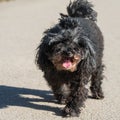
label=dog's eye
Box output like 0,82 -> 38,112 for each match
54,48 -> 61,53
73,48 -> 78,51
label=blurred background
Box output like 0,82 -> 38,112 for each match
0,0 -> 120,120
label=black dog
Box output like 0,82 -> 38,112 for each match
36,0 -> 104,117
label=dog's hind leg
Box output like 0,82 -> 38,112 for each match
90,65 -> 104,99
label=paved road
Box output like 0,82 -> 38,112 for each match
0,0 -> 120,120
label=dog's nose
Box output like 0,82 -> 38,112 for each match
63,50 -> 72,57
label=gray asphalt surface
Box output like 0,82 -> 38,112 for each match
0,0 -> 120,120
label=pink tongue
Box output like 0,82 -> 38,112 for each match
62,60 -> 72,69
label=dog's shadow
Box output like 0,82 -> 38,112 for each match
0,85 -> 62,116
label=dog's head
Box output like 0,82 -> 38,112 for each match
36,17 -> 96,72
36,24 -> 96,72
48,39 -> 82,72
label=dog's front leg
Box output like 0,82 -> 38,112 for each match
62,82 -> 88,117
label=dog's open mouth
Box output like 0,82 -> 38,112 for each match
51,55 -> 81,72
61,56 -> 81,70
62,59 -> 73,69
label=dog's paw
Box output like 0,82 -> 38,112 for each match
92,92 -> 104,99
62,105 -> 80,117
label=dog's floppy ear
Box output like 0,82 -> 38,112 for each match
77,36 -> 96,72
36,31 -> 62,71
35,38 -> 52,71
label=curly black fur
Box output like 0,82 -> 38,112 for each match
36,0 -> 104,117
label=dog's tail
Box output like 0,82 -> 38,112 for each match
67,0 -> 97,21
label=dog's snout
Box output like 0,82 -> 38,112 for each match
63,49 -> 72,57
